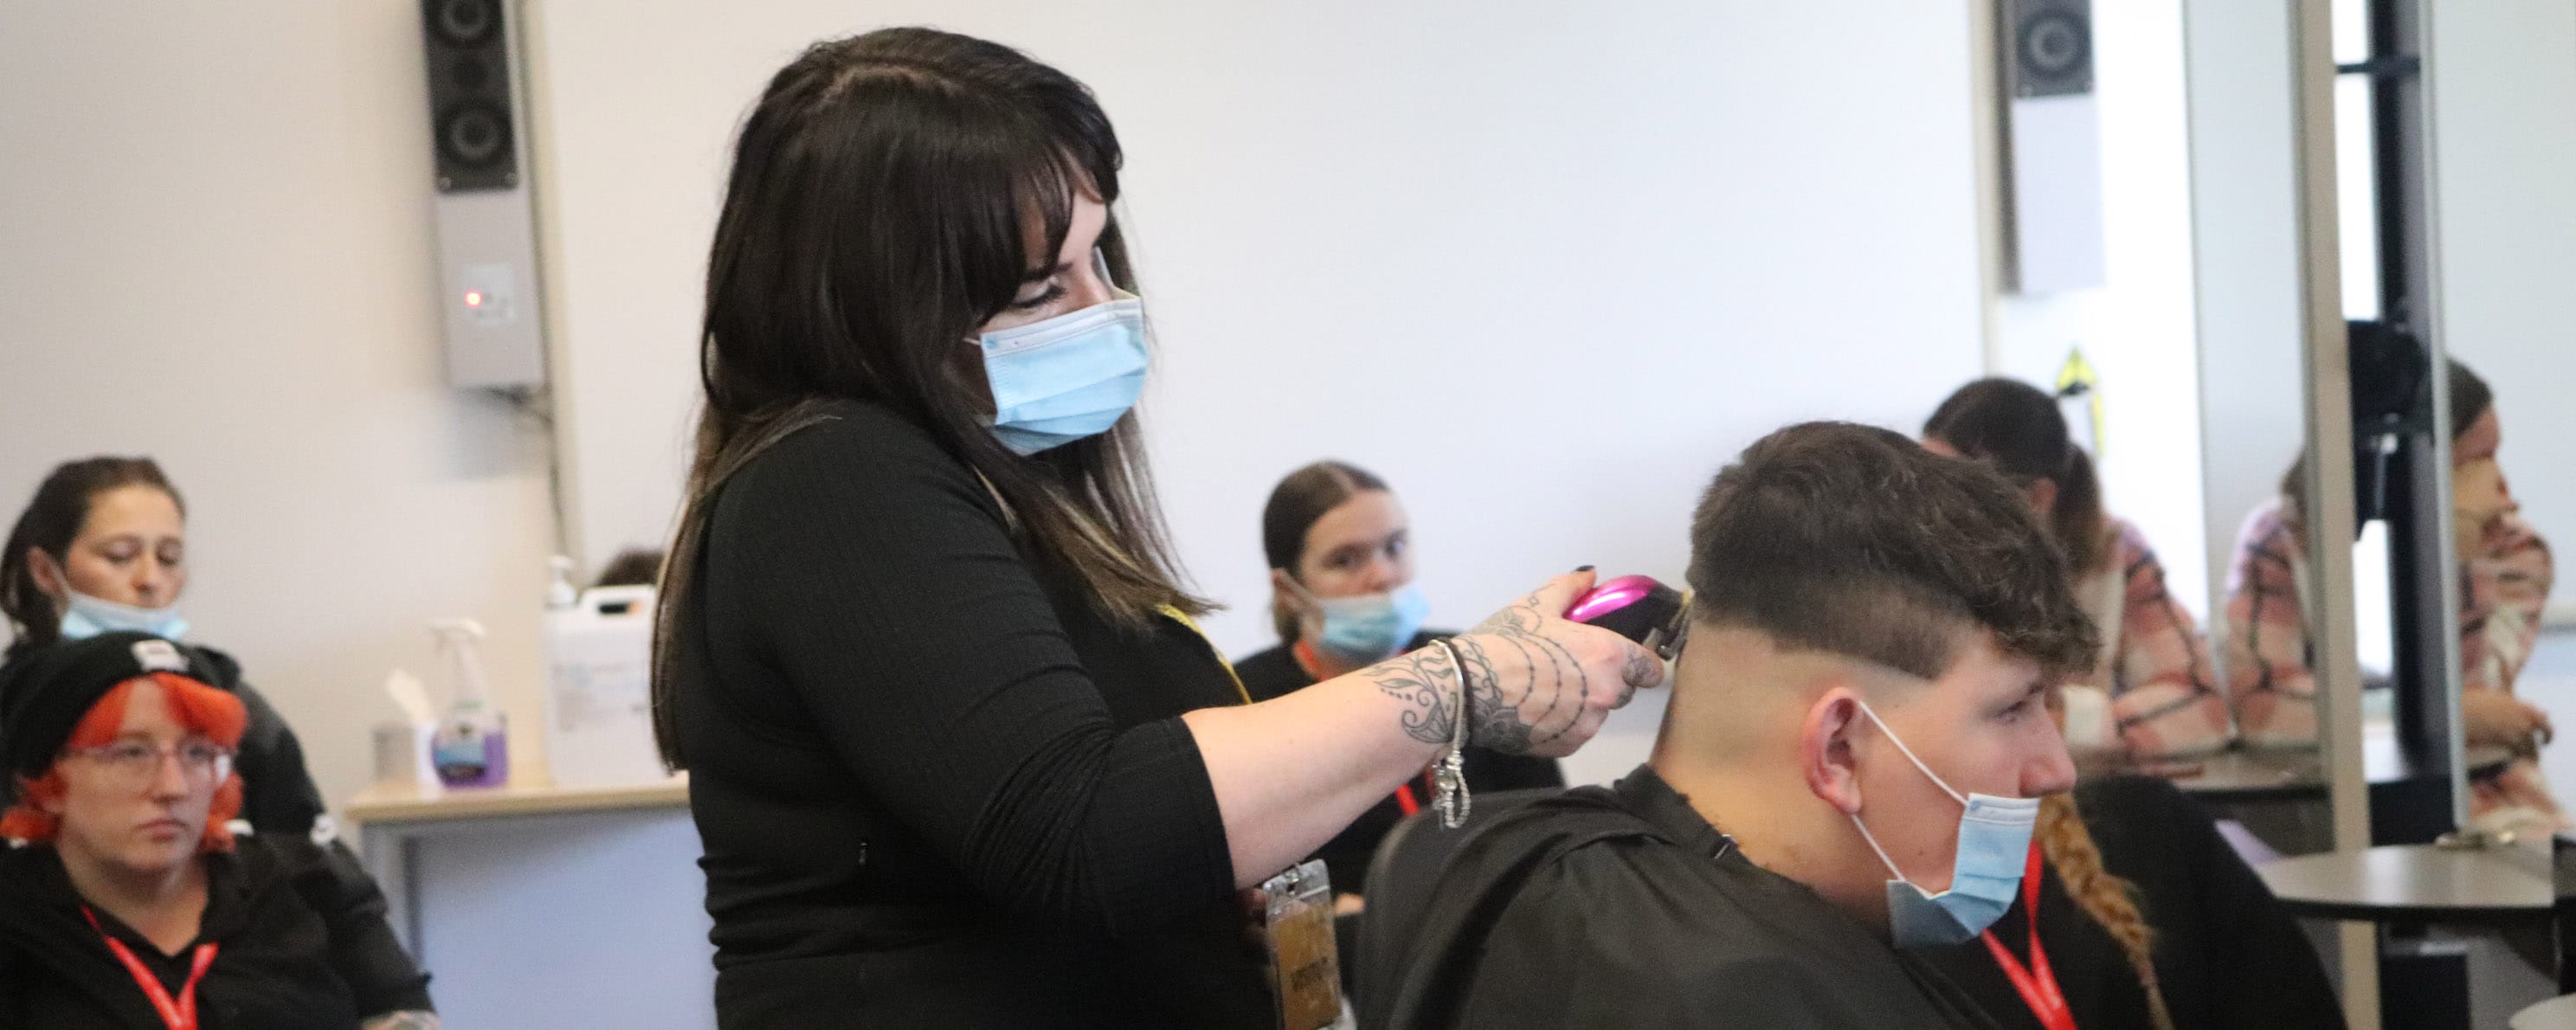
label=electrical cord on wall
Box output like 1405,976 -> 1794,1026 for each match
494,384 -> 577,578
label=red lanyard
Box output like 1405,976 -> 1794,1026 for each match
81,906 -> 218,1030
1979,843 -> 2074,1030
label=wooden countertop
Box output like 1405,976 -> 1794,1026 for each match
346,775 -> 690,825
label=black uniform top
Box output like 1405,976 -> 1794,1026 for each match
665,400 -> 1266,1028
1386,765 -> 2004,1029
189,647 -> 329,838
1919,775 -> 2345,1030
1233,632 -> 1565,894
0,834 -> 432,1028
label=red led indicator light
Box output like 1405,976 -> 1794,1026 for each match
464,290 -> 485,307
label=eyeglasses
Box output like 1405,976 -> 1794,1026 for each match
63,738 -> 235,792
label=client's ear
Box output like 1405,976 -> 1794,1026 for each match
1800,687 -> 1869,814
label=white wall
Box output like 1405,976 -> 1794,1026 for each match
0,4 -> 560,816
531,0 -> 1995,783
1993,0 -> 2212,621
2427,0 -> 2576,627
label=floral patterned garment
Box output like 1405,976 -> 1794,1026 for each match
2093,518 -> 2234,759
2224,497 -> 2562,831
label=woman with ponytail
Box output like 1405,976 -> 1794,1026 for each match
1926,379 -> 2233,760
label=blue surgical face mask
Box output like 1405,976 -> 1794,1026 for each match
977,264 -> 1149,457
1845,698 -> 2039,948
59,589 -> 190,642
1291,580 -> 1432,666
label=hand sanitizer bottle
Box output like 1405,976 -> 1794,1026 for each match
430,618 -> 510,789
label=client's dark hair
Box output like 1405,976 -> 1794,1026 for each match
1922,377 -> 2110,576
1261,460 -> 1390,641
1686,422 -> 2097,679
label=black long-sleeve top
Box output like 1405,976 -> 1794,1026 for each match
665,400 -> 1267,1027
1918,775 -> 2345,1030
0,834 -> 433,1027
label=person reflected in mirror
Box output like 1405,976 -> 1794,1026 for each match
1231,461 -> 1565,911
1924,379 -> 2231,763
2225,358 -> 2560,834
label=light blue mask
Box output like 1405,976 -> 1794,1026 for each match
978,286 -> 1149,457
1847,699 -> 2040,948
1302,583 -> 1432,666
59,589 -> 190,642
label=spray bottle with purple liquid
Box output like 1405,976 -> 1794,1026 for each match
430,618 -> 510,789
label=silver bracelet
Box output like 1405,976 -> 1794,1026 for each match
1427,638 -> 1472,829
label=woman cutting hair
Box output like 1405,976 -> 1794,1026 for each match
0,633 -> 434,1028
651,28 -> 1663,1027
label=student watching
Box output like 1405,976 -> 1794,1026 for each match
1232,460 -> 1563,902
1925,379 -> 2231,760
1387,422 -> 2087,1028
0,633 -> 434,1028
0,457 -> 330,839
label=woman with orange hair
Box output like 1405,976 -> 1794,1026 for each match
0,632 -> 435,1029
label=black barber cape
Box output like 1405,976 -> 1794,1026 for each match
1384,766 -> 2003,1029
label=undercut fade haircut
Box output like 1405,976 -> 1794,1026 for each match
1685,422 -> 2097,679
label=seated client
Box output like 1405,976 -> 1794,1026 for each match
1386,422 -> 2088,1028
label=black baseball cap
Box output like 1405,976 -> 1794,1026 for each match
0,633 -> 232,798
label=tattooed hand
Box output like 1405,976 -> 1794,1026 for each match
1363,570 -> 1668,756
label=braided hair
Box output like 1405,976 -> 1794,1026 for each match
2037,792 -> 2174,1030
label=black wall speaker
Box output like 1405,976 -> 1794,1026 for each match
2006,0 -> 2095,99
422,0 -> 519,192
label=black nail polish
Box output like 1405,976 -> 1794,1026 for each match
1575,564 -> 1595,573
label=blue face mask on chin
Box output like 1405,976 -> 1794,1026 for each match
1845,698 -> 2040,949
977,270 -> 1150,457
59,589 -> 190,642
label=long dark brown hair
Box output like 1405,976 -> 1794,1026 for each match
2,457 -> 184,658
1260,460 -> 1390,641
1923,378 -> 2111,576
650,28 -> 1207,769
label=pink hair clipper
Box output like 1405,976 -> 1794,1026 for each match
1563,575 -> 1689,659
